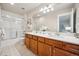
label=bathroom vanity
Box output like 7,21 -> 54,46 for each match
24,32 -> 79,56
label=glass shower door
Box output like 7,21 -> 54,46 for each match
1,17 -> 24,39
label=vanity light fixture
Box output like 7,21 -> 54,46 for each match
48,4 -> 52,8
43,11 -> 46,13
40,4 -> 54,14
47,9 -> 50,12
40,8 -> 43,12
44,6 -> 48,10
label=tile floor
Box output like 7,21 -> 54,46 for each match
0,38 -> 35,56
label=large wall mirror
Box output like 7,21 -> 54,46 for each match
58,12 -> 74,33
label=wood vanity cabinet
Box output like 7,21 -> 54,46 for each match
25,37 -> 30,48
25,34 -> 79,56
63,42 -> 79,55
53,47 -> 76,56
45,38 -> 63,49
38,42 -> 52,56
30,39 -> 38,54
24,34 -> 30,48
38,42 -> 45,56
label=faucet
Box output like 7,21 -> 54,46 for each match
55,32 -> 60,36
74,33 -> 79,38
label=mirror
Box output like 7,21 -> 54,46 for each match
58,12 -> 73,33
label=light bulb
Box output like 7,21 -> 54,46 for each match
48,4 -> 52,8
43,11 -> 46,13
47,9 -> 50,12
40,8 -> 43,12
44,6 -> 48,10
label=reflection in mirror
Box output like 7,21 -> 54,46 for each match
58,12 -> 73,33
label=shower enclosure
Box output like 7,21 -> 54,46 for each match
0,15 -> 25,40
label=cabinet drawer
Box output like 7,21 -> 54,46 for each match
45,38 -> 55,45
33,35 -> 38,40
54,40 -> 63,49
63,43 -> 79,55
38,37 -> 45,42
45,38 -> 63,48
28,34 -> 32,38
25,34 -> 28,38
53,47 -> 76,56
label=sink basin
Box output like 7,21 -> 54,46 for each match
57,35 -> 64,38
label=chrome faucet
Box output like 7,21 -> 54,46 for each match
74,33 -> 79,38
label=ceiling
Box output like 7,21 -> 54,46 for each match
0,3 -> 74,16
0,3 -> 41,15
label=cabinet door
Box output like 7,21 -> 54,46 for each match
38,42 -> 52,56
30,39 -> 37,54
53,47 -> 76,56
25,37 -> 30,48
63,43 -> 79,55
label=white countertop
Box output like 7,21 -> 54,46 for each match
26,32 -> 79,45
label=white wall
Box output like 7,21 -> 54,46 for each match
0,5 -> 1,18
